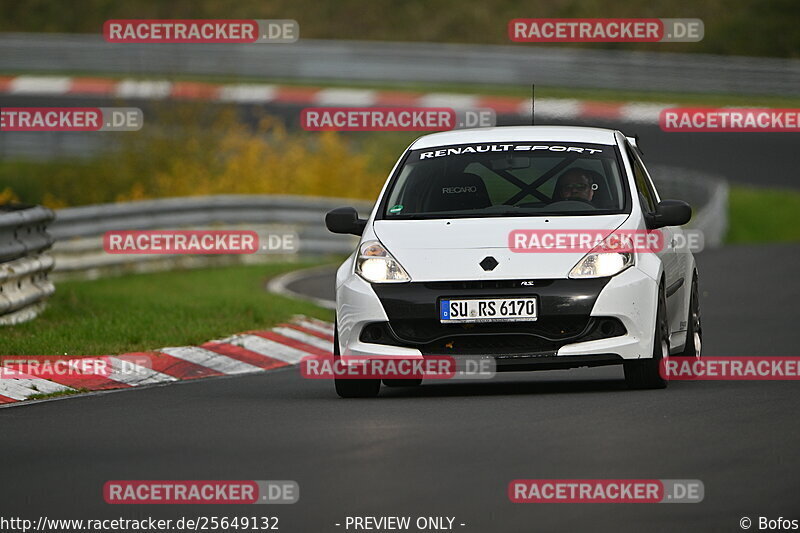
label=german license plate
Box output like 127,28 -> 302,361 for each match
439,297 -> 537,323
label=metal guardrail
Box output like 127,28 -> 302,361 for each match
650,166 -> 729,248
0,131 -> 109,161
1,33 -> 798,96
0,204 -> 56,324
50,195 -> 372,276
49,169 -> 727,277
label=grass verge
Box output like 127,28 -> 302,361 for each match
727,186 -> 800,244
2,262 -> 335,355
27,389 -> 89,401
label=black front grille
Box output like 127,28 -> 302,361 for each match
423,334 -> 565,356
390,316 -> 591,342
423,279 -> 556,291
359,317 -> 626,356
366,277 -> 620,356
373,278 -> 611,323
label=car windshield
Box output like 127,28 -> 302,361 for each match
381,142 -> 628,219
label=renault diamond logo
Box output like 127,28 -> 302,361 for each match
479,256 -> 498,271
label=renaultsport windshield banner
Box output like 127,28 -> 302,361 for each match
410,143 -> 611,162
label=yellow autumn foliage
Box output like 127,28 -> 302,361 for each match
0,187 -> 19,204
2,104 -> 412,208
111,108 -> 386,202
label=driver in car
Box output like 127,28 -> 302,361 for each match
553,168 -> 596,203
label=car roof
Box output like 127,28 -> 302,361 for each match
410,125 -> 620,149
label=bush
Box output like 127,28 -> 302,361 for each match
0,105 -> 415,207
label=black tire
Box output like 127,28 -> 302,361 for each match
335,377 -> 381,398
383,379 -> 423,387
624,282 -> 669,390
332,320 -> 381,398
679,273 -> 702,359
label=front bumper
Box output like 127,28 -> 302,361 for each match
336,266 -> 658,367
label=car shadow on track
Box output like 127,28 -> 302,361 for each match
380,375 -> 631,399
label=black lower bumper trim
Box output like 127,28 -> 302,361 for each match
360,317 -> 627,356
365,277 -> 624,358
490,353 -> 624,372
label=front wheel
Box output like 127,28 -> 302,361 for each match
335,377 -> 381,398
383,379 -> 423,387
624,283 -> 669,390
679,273 -> 702,359
333,320 -> 380,398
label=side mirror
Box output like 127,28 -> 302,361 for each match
325,207 -> 367,236
646,200 -> 692,229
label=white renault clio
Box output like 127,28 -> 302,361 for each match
326,126 -> 701,398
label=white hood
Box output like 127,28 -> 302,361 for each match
372,215 -> 629,281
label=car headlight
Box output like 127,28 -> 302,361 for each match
568,232 -> 634,279
355,240 -> 411,283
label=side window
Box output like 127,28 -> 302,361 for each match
627,146 -> 656,213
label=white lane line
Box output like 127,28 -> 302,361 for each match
218,84 -> 277,103
223,334 -> 311,364
266,270 -> 337,310
621,102 -> 671,123
159,346 -> 263,375
272,327 -> 333,352
106,356 -> 178,386
115,79 -> 172,99
418,93 -> 479,110
10,76 -> 71,94
0,377 -> 73,400
314,88 -> 377,106
535,98 -> 582,119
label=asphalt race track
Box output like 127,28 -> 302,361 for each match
1,94 -> 798,531
1,241 -> 799,532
